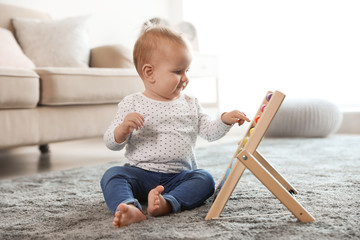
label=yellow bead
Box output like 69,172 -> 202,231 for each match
249,127 -> 255,135
242,137 -> 249,146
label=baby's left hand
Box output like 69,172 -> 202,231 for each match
221,110 -> 251,126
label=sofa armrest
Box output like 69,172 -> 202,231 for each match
90,44 -> 133,68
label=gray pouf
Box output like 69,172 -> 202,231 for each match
266,98 -> 343,138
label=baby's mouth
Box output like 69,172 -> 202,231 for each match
177,83 -> 186,90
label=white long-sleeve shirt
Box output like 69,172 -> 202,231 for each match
104,92 -> 232,173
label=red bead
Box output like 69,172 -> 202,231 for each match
261,104 -> 267,112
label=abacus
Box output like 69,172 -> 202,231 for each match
205,90 -> 315,222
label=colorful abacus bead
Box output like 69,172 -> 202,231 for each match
255,115 -> 261,123
242,137 -> 249,147
266,93 -> 273,101
261,104 -> 267,112
249,127 -> 255,135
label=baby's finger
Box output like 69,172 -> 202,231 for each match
236,111 -> 250,122
136,113 -> 145,122
128,115 -> 144,128
135,119 -> 144,129
128,121 -> 139,131
238,119 -> 245,126
135,113 -> 145,127
127,117 -> 142,130
135,117 -> 144,128
228,117 -> 241,124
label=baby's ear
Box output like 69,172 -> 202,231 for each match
142,64 -> 155,82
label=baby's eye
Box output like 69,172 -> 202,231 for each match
174,69 -> 190,75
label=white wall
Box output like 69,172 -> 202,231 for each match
0,0 -> 173,49
182,0 -> 360,117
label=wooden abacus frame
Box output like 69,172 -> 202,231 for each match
205,90 -> 315,222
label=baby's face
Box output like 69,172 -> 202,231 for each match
149,41 -> 192,101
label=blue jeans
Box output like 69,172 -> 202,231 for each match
100,166 -> 215,214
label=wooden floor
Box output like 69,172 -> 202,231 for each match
0,138 -> 122,180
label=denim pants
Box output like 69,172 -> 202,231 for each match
100,166 -> 215,214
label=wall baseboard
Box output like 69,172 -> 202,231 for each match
337,112 -> 360,134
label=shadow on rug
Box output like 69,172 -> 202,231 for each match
1,135 -> 359,240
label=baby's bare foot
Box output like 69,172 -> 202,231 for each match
113,203 -> 146,228
147,185 -> 172,217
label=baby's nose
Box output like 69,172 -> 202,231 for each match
181,74 -> 189,82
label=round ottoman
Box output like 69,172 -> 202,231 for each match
266,98 -> 343,138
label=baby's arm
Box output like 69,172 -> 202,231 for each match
114,112 -> 145,144
221,110 -> 250,126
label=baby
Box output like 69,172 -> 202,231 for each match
100,22 -> 250,228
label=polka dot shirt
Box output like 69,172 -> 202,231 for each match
104,93 -> 232,173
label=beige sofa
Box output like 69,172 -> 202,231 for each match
0,3 -> 144,152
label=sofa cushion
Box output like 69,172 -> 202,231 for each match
0,68 -> 39,109
0,3 -> 51,34
12,16 -> 90,68
90,44 -> 133,68
36,67 -> 144,106
0,27 -> 35,69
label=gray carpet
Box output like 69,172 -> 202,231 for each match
1,135 -> 359,240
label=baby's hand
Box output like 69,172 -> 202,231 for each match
221,110 -> 250,126
114,112 -> 145,143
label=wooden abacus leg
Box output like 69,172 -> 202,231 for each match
205,160 -> 246,220
238,151 -> 315,223
254,150 -> 298,194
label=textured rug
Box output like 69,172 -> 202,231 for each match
0,135 -> 359,240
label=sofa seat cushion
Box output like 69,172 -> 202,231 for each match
0,68 -> 39,109
36,67 -> 144,106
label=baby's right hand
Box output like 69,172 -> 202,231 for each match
122,112 -> 145,132
114,112 -> 145,143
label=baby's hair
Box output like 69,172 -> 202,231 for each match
142,17 -> 169,32
133,19 -> 188,77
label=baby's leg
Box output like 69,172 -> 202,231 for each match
162,169 -> 215,212
100,166 -> 155,227
113,203 -> 146,228
147,185 -> 172,216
